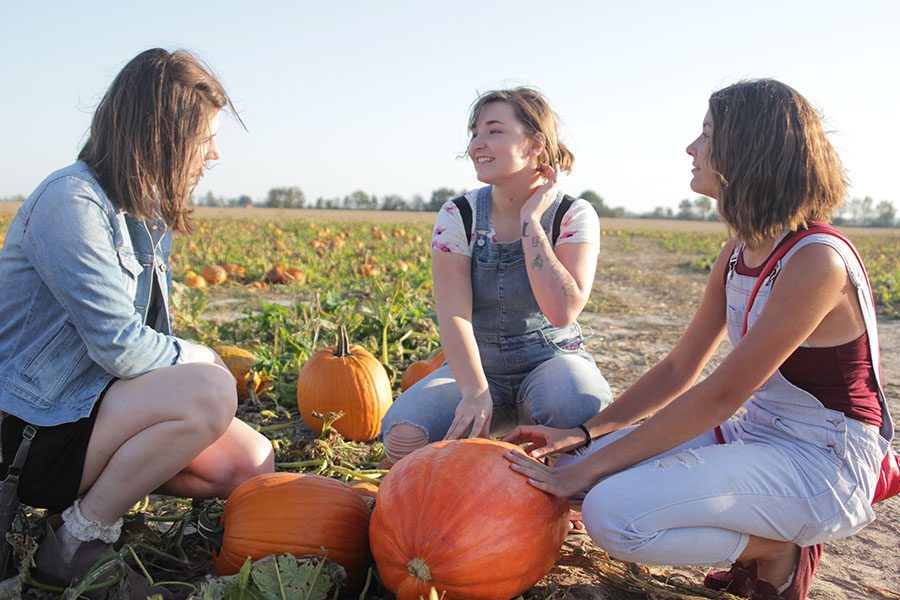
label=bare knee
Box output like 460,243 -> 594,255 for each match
180,364 -> 237,440
384,423 -> 429,463
218,430 -> 275,496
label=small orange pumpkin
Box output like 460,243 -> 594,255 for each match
184,272 -> 207,289
213,473 -> 371,591
426,349 -> 445,372
202,265 -> 228,285
400,360 -> 432,392
297,326 -> 392,442
369,439 -> 568,600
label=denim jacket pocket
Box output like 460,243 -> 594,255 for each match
20,321 -> 89,407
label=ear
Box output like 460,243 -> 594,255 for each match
529,132 -> 547,158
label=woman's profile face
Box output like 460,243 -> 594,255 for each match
190,110 -> 222,190
467,101 -> 538,185
686,109 -> 717,199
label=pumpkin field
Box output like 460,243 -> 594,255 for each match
0,207 -> 898,599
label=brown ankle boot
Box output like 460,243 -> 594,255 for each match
32,520 -> 172,599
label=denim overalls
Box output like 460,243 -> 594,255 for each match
565,234 -> 892,567
382,186 -> 612,443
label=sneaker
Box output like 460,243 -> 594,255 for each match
750,544 -> 823,600
704,560 -> 756,597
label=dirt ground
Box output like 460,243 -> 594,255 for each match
550,233 -> 900,600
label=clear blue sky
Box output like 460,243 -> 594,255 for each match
2,1 -> 898,213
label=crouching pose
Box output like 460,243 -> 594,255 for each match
380,87 -> 612,463
504,79 -> 893,600
0,49 -> 274,596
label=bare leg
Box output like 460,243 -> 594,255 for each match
76,363 -> 272,525
738,535 -> 800,589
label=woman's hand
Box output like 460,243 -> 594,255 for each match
503,450 -> 598,498
520,163 -> 560,222
444,388 -> 493,440
502,425 -> 586,459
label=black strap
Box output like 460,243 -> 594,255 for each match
454,193 -> 576,246
451,196 -> 472,243
552,195 -> 576,245
0,424 -> 37,576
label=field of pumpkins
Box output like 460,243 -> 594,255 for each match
1,211 -> 898,598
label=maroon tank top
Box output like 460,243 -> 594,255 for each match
734,234 -> 883,427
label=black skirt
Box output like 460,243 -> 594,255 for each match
0,385 -> 109,514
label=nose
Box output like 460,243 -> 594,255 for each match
686,138 -> 697,157
206,137 -> 221,161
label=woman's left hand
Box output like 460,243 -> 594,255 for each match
503,449 -> 598,498
520,163 -> 560,222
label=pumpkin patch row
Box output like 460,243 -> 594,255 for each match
214,439 -> 569,600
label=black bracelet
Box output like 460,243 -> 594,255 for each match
576,424 -> 591,447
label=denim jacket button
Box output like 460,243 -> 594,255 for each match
159,264 -> 167,272
477,239 -> 485,247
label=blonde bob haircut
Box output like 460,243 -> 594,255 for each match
708,79 -> 847,248
79,48 -> 240,234
468,87 -> 574,174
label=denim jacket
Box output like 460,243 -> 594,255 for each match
0,161 -> 180,426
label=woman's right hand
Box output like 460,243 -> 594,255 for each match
444,388 -> 493,440
503,425 -> 586,459
177,339 -> 229,371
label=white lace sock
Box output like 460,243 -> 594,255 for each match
57,500 -> 123,563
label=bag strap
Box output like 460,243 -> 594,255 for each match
454,193 -> 577,246
0,425 -> 37,576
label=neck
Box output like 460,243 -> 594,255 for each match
489,172 -> 542,217
742,230 -> 788,268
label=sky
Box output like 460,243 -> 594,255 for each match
1,1 -> 898,213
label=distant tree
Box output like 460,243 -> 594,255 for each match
693,196 -> 714,220
428,187 -> 460,211
676,199 -> 696,220
265,187 -> 305,208
644,206 -> 674,219
236,195 -> 253,208
578,189 -> 624,218
380,194 -> 408,211
410,194 -> 426,211
202,190 -> 224,207
873,200 -> 896,227
343,190 -> 376,210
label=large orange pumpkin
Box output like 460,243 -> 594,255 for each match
369,439 -> 569,600
212,473 -> 372,591
297,326 -> 392,441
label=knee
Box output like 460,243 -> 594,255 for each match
181,364 -> 237,440
224,433 -> 275,495
582,483 -> 649,561
383,423 -> 429,463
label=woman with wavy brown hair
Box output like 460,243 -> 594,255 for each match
504,79 -> 893,599
0,49 -> 274,596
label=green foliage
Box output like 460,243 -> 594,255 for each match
200,554 -> 342,600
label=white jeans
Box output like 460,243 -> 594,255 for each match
559,404 -> 886,567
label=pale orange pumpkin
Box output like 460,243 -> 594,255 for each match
369,439 -> 569,600
202,265 -> 228,285
184,272 -> 207,289
212,472 -> 372,591
296,326 -> 392,441
426,349 -> 445,372
400,360 -> 432,392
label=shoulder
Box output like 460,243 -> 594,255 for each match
555,196 -> 599,245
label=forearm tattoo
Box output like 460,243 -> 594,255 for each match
531,254 -> 544,270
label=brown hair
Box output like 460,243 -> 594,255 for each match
468,87 -> 574,173
79,48 -> 240,234
708,79 -> 847,248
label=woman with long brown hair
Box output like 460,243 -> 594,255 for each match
0,48 -> 274,596
504,79 -> 893,599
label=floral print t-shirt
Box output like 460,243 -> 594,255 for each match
431,190 -> 600,256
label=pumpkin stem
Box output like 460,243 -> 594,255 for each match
334,324 -> 352,357
407,557 -> 433,582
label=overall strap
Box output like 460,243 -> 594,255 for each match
450,195 -> 472,244
474,186 -> 492,234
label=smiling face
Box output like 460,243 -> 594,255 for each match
685,109 -> 718,198
467,101 -> 540,185
190,110 -> 222,189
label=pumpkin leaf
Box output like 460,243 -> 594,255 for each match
251,553 -> 336,600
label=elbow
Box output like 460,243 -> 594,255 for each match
544,296 -> 588,328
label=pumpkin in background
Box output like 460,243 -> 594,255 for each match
202,265 -> 228,285
426,349 -> 445,372
369,439 -> 568,600
400,359 -> 432,392
220,262 -> 246,280
184,271 -> 207,289
213,345 -> 263,401
213,472 -> 371,591
297,326 -> 392,441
